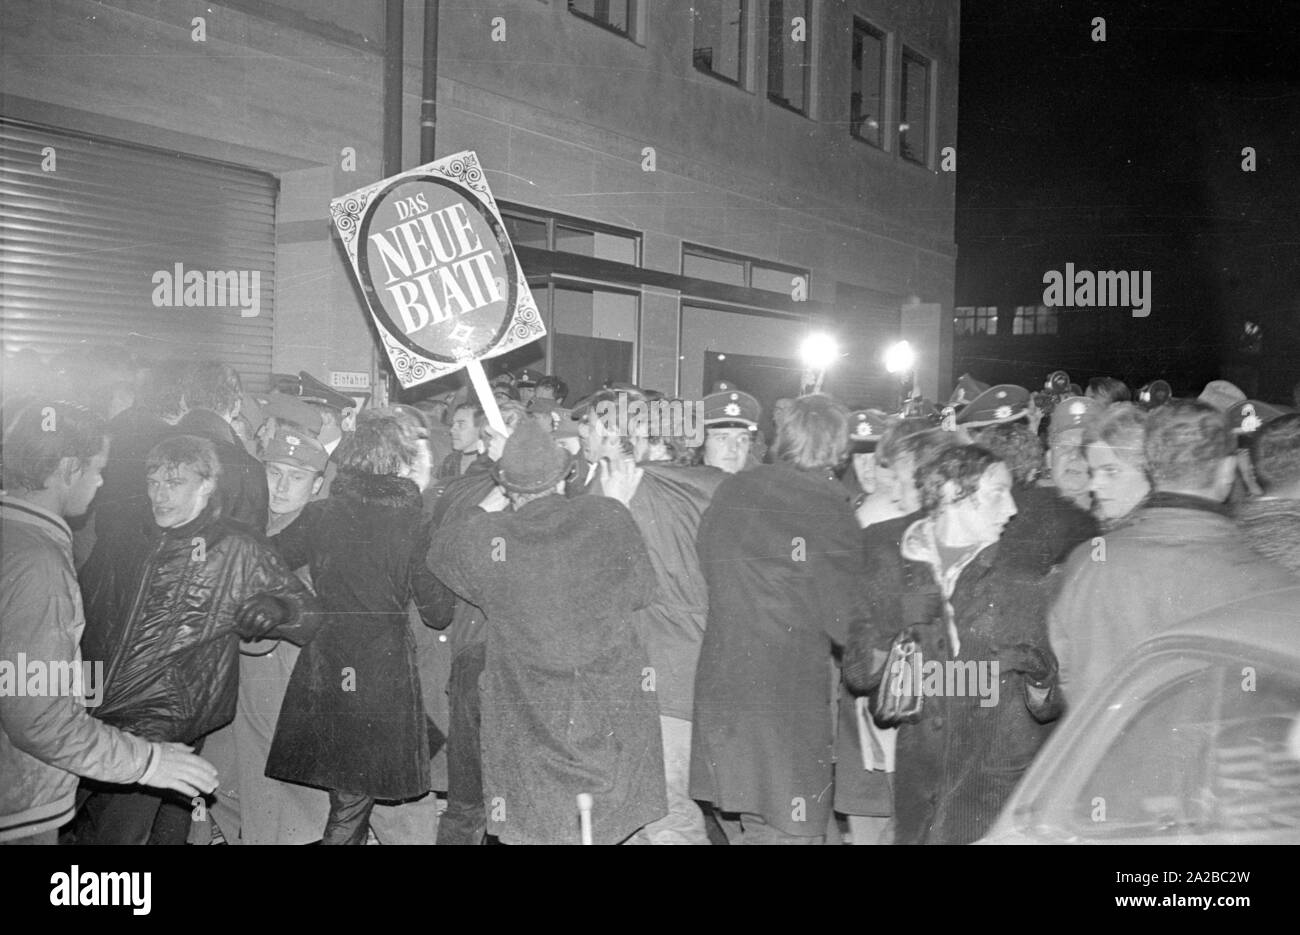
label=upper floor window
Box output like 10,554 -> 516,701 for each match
850,19 -> 886,148
683,244 -> 808,296
767,0 -> 811,113
1012,304 -> 1058,335
694,0 -> 748,86
954,306 -> 997,336
501,204 -> 640,266
569,0 -> 636,39
899,46 -> 931,165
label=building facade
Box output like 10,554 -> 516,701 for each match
1,0 -> 959,416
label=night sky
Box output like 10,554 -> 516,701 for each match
955,0 -> 1300,400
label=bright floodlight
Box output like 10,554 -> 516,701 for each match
800,333 -> 839,371
884,340 -> 916,374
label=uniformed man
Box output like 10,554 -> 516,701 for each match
701,381 -> 761,474
955,384 -> 1032,430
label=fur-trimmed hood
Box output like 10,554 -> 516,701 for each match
329,468 -> 423,511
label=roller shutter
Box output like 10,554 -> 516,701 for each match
1,118 -> 277,390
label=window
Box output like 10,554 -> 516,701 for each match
954,306 -> 997,336
1071,658 -> 1300,838
899,47 -> 931,165
682,245 -> 808,296
501,205 -> 640,265
1012,304 -> 1058,336
850,20 -> 886,148
767,0 -> 810,113
568,0 -> 636,38
694,0 -> 748,85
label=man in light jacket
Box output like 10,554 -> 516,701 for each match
1,400 -> 217,844
1049,399 -> 1294,708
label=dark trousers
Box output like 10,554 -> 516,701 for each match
436,643 -> 486,845
322,790 -> 376,845
73,786 -> 193,845
71,736 -> 205,845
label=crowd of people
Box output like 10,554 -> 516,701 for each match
3,349 -> 1299,844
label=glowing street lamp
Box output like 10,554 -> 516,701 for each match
884,340 -> 917,412
799,332 -> 840,394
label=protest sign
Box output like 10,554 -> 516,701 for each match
329,150 -> 544,430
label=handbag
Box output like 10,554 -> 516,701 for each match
873,629 -> 924,726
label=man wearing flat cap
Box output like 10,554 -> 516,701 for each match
428,418 -> 667,844
701,381 -> 761,474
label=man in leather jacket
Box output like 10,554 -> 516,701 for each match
73,434 -> 318,845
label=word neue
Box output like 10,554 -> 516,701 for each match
1042,263 -> 1151,317
369,193 -> 504,335
886,652 -> 1000,708
151,263 -> 261,318
50,866 -> 152,915
0,655 -> 104,707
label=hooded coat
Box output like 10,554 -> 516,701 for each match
265,470 -> 452,800
428,494 -> 666,845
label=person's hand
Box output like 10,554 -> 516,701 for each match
478,485 -> 510,512
993,642 -> 1057,685
599,455 -> 643,506
234,593 -> 291,639
142,743 -> 219,797
482,423 -> 509,461
1026,398 -> 1044,437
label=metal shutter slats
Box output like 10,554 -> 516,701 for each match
1,118 -> 277,392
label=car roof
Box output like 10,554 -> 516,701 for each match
1139,584 -> 1300,660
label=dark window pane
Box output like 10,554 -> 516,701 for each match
767,0 -> 809,112
569,0 -> 633,36
554,225 -> 595,257
900,47 -> 930,164
751,263 -> 801,294
694,0 -> 747,84
503,214 -> 548,250
684,251 -> 746,286
851,21 -> 885,147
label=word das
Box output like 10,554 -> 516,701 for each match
50,866 -> 151,915
0,655 -> 103,707
885,652 -> 1000,708
370,193 -> 504,335
1042,263 -> 1151,318
152,264 -> 261,318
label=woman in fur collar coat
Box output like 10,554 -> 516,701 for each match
265,417 -> 452,844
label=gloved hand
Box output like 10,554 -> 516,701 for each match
234,593 -> 292,640
992,642 -> 1057,686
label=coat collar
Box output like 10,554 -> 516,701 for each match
0,492 -> 71,542
899,515 -> 998,657
330,468 -> 423,510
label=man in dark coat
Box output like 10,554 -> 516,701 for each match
265,417 -> 452,845
581,385 -> 727,844
74,434 -> 317,845
173,361 -> 267,531
426,400 -> 526,845
690,394 -> 868,844
428,418 -> 666,844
